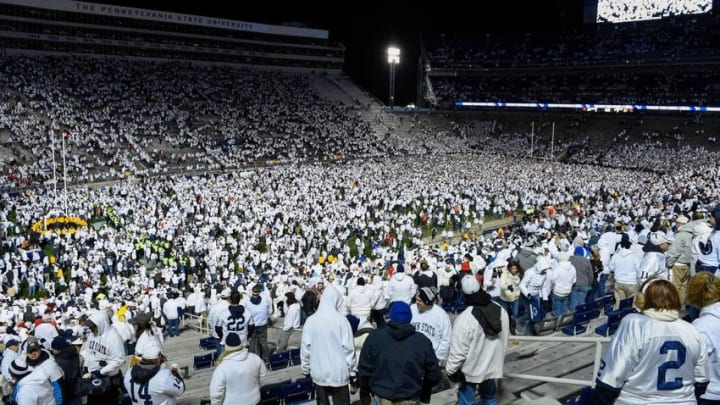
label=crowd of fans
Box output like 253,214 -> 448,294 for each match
0,52 -> 718,403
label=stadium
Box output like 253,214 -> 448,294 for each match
0,0 -> 719,404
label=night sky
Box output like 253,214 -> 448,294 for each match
93,1 -> 584,105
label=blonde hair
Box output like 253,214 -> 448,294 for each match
687,272 -> 720,309
635,278 -> 681,311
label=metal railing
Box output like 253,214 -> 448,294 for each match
181,312 -> 210,335
504,335 -> 611,388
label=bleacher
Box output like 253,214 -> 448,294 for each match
159,290 -> 635,405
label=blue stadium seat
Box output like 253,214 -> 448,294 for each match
595,309 -> 623,337
260,381 -> 285,405
269,350 -> 290,370
618,296 -> 634,311
595,294 -> 615,314
574,301 -> 599,313
193,353 -> 214,370
561,311 -> 594,336
199,337 -> 217,351
289,348 -> 301,366
282,377 -> 315,404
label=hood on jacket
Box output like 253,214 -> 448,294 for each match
130,363 -> 160,384
688,220 -> 712,237
318,285 -> 344,313
615,247 -> 634,257
229,305 -> 245,318
517,249 -> 535,258
88,309 -> 111,335
220,348 -> 250,364
385,321 -> 415,341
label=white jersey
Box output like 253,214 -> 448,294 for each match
597,313 -> 709,405
220,305 -> 250,346
410,304 -> 453,362
123,366 -> 185,405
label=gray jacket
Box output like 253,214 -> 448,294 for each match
667,220 -> 703,267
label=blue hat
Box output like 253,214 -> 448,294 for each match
51,336 -> 69,351
574,246 -> 587,257
389,301 -> 412,324
5,339 -> 19,347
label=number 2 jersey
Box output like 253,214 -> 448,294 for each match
123,364 -> 185,405
597,312 -> 709,405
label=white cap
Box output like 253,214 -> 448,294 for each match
140,341 -> 163,360
306,276 -> 323,289
649,231 -> 672,245
461,276 -> 480,295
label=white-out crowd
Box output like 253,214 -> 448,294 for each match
0,55 -> 718,404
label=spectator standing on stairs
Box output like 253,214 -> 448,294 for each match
445,276 -> 509,405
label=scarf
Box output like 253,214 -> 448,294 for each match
643,308 -> 679,322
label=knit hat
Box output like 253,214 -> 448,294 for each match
51,336 -> 69,351
388,302 -> 412,324
461,276 -> 480,295
417,287 -> 437,305
9,358 -> 31,378
224,332 -> 243,349
573,246 -> 586,256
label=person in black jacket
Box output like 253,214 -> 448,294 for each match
51,336 -> 82,405
301,277 -> 323,323
358,301 -> 442,404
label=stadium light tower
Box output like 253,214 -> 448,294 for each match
387,46 -> 400,108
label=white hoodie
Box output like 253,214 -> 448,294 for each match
209,348 -> 267,405
550,253 -> 576,297
387,272 -> 417,304
693,302 -> 720,401
80,310 -> 126,376
609,247 -> 640,285
300,286 -> 356,387
14,367 -> 56,405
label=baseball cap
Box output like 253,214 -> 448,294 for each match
24,337 -> 42,353
5,338 -> 20,347
676,215 -> 689,224
140,341 -> 164,360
